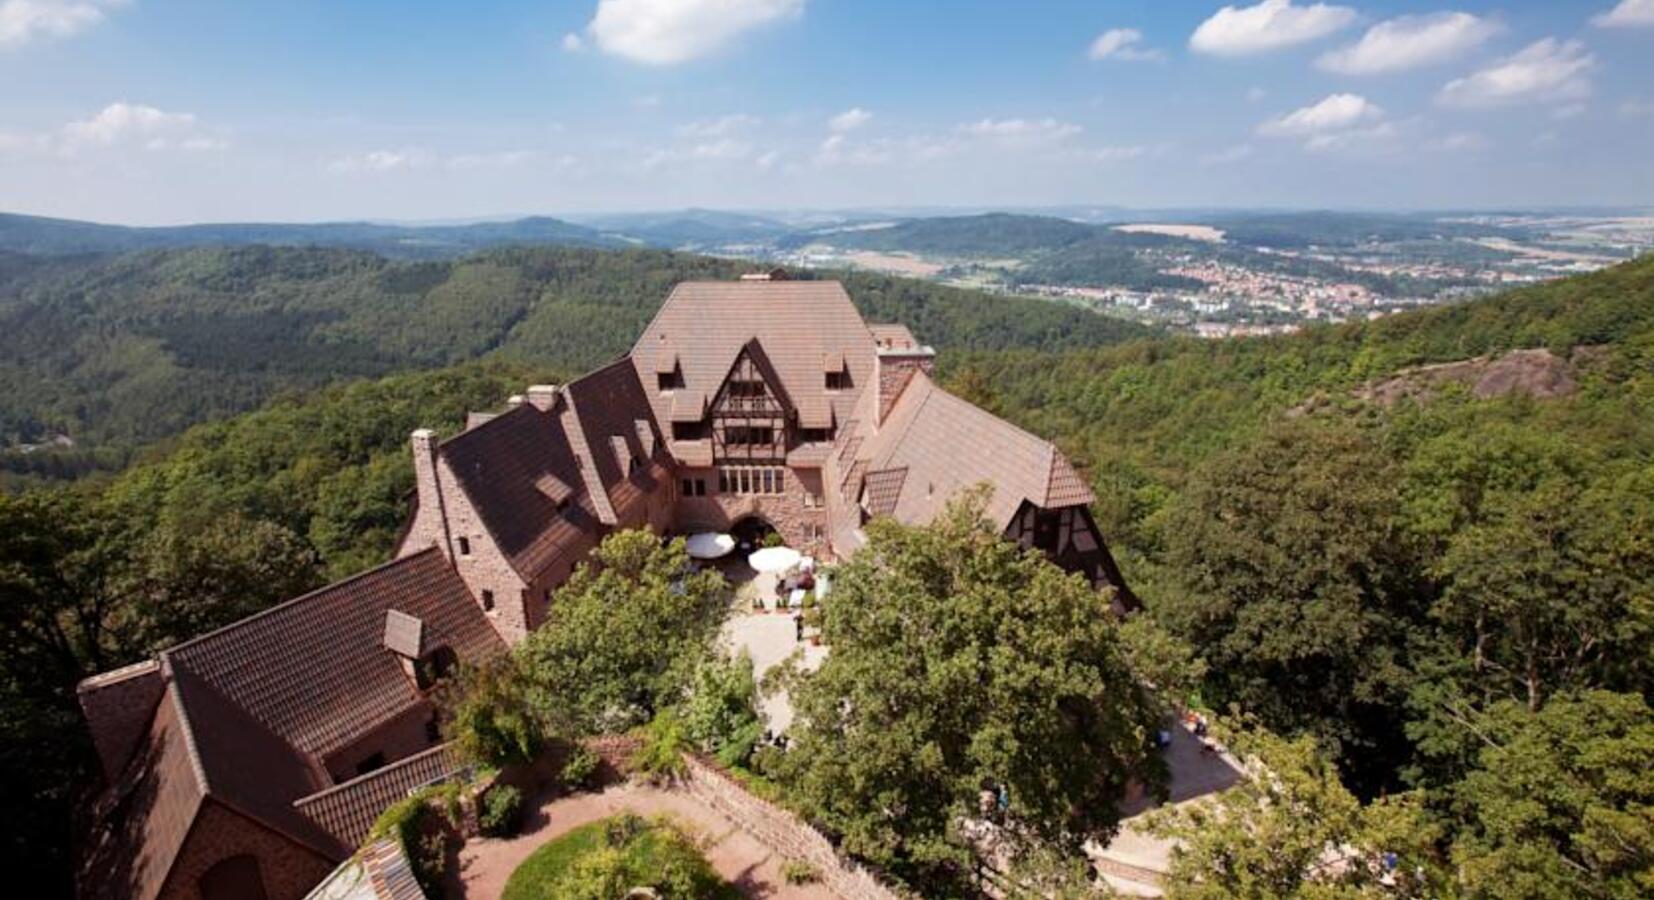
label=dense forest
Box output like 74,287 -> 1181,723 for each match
0,244 -> 1151,487
1,247 -> 1649,895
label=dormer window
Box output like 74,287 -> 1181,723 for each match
457,536 -> 471,557
658,369 -> 685,391
826,370 -> 851,391
481,590 -> 495,612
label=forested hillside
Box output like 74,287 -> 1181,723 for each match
0,244 -> 1153,486
3,255 -> 1649,894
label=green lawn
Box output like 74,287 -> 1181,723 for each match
501,815 -> 742,900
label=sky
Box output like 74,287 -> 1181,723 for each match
1,0 -> 1652,224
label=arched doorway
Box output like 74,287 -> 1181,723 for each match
199,854 -> 268,900
730,515 -> 778,550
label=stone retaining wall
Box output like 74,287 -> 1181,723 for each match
677,754 -> 906,900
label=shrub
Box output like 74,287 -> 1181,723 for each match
561,744 -> 602,791
366,784 -> 462,896
762,531 -> 785,548
439,658 -> 543,769
630,711 -> 688,783
480,784 -> 524,838
781,859 -> 821,885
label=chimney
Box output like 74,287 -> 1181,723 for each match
526,384 -> 559,412
410,428 -> 454,557
506,394 -> 526,409
876,345 -> 936,427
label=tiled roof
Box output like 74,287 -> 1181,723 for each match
294,744 -> 463,849
164,549 -> 504,759
849,371 -> 1095,531
441,403 -> 599,579
562,358 -> 670,528
629,281 -> 877,454
862,467 -> 908,517
869,323 -> 918,349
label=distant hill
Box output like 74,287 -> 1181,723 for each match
790,212 -> 1098,257
0,212 -> 626,258
0,243 -> 1155,482
571,208 -> 796,248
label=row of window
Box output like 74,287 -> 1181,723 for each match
720,466 -> 787,495
657,370 -> 853,393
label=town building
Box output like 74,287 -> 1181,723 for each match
76,275 -> 1135,900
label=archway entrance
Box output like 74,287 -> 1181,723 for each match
730,515 -> 777,551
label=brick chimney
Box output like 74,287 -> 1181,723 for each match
876,345 -> 936,427
410,428 -> 454,557
525,384 -> 559,412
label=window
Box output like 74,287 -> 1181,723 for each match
826,370 -> 852,391
716,467 -> 787,496
672,421 -> 708,441
355,753 -> 386,776
680,477 -> 707,497
725,426 -> 774,446
457,536 -> 471,556
799,427 -> 834,444
728,380 -> 765,399
481,590 -> 495,612
657,369 -> 684,391
425,717 -> 441,743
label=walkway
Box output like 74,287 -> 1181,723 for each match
450,781 -> 838,900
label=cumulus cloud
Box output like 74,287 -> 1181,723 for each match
827,107 -> 871,133
0,0 -> 124,48
60,102 -> 226,153
1190,0 -> 1357,57
1092,145 -> 1148,161
1423,131 -> 1488,152
1436,38 -> 1595,108
1621,98 -> 1654,119
327,149 -> 432,174
1088,28 -> 1162,61
1317,12 -> 1501,75
957,117 -> 1082,144
1258,93 -> 1383,137
678,113 -> 760,138
1303,121 -> 1397,152
585,0 -> 803,65
1593,0 -> 1654,28
561,32 -> 584,52
815,133 -> 958,167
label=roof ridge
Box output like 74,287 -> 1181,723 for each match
162,547 -> 447,661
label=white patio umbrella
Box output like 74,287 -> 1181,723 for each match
747,546 -> 802,574
685,532 -> 736,560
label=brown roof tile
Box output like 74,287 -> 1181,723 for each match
862,467 -> 908,517
293,744 -> 463,849
164,549 -> 503,760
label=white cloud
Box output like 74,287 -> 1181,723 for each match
1317,12 -> 1501,75
59,102 -> 226,153
1258,93 -> 1383,137
827,107 -> 871,133
1092,145 -> 1148,161
957,117 -> 1082,144
561,32 -> 584,52
1593,0 -> 1654,28
678,113 -> 760,138
585,0 -> 803,65
1088,28 -> 1162,61
632,94 -> 662,109
815,133 -> 959,167
1551,103 -> 1587,120
1246,86 -> 1268,103
1621,98 -> 1654,119
1437,38 -> 1595,109
0,0 -> 123,49
1190,0 -> 1357,57
446,150 -> 538,170
327,149 -> 432,174
1201,143 -> 1254,165
1304,121 -> 1397,152
1424,131 -> 1488,152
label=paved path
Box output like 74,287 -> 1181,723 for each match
450,781 -> 838,900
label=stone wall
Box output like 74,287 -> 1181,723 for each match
677,755 -> 906,900
673,466 -> 830,558
159,800 -> 337,900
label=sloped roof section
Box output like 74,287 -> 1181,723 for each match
849,371 -> 1095,531
441,402 -> 596,578
164,549 -> 503,760
862,467 -> 908,517
630,281 -> 877,448
294,744 -> 462,850
562,358 -> 667,526
382,610 -> 423,659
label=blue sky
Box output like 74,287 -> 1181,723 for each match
2,0 -> 1651,224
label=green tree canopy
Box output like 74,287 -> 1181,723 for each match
776,489 -> 1161,890
519,530 -> 727,735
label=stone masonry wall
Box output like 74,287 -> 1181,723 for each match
159,800 -> 336,900
677,755 -> 906,900
672,466 -> 830,559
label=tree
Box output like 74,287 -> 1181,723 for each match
440,656 -> 544,769
1451,691 -> 1654,899
1156,419 -> 1423,793
1148,723 -> 1444,900
518,530 -> 727,734
777,489 -> 1161,891
680,650 -> 764,768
